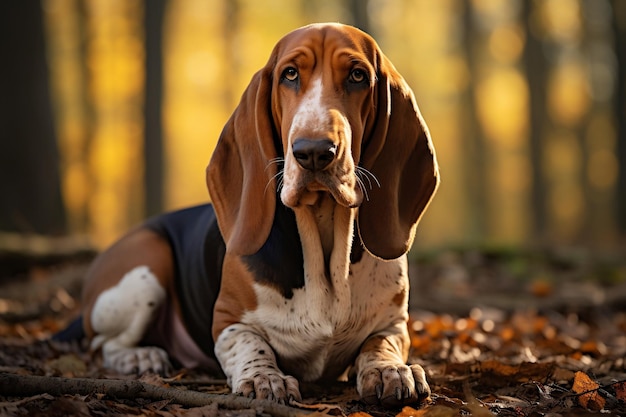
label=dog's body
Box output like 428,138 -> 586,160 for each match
76,23 -> 439,406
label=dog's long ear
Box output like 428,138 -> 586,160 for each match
358,52 -> 440,260
206,63 -> 278,255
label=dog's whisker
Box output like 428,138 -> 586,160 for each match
265,158 -> 285,172
356,176 -> 370,201
264,170 -> 284,196
276,176 -> 284,193
356,169 -> 373,190
357,166 -> 376,180
357,166 -> 381,189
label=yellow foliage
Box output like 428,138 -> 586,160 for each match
548,63 -> 590,127
476,69 -> 529,145
40,0 -> 617,247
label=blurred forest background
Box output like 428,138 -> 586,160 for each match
1,0 -> 625,252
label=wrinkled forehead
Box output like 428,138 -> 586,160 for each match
270,24 -> 378,71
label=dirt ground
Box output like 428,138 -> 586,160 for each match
1,244 -> 625,416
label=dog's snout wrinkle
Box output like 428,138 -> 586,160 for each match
292,138 -> 337,171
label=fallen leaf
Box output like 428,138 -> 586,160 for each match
396,406 -> 426,417
572,371 -> 605,411
396,405 -> 457,417
43,396 -> 91,416
163,370 -> 187,382
551,367 -> 575,384
480,360 -> 518,377
304,412 -> 343,417
182,403 -> 219,417
463,381 -> 495,416
530,279 -> 553,298
139,373 -> 169,388
47,353 -> 86,376
290,400 -> 344,415
145,399 -> 172,411
613,380 -> 626,402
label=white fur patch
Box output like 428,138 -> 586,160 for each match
240,249 -> 410,382
281,77 -> 326,206
216,199 -> 412,399
101,345 -> 170,375
215,323 -> 301,402
280,75 -> 359,208
90,265 -> 170,374
288,77 -> 326,139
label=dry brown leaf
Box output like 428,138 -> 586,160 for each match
551,367 -> 575,384
346,412 -> 374,417
463,380 -> 495,416
290,400 -> 344,415
303,412 -> 343,417
480,360 -> 518,377
139,372 -> 169,388
499,326 -> 515,342
46,353 -> 87,376
613,380 -> 626,402
180,403 -> 218,417
163,370 -> 187,382
572,371 -> 605,411
145,399 -> 172,411
396,406 -> 457,417
395,406 -> 426,417
530,279 -> 553,298
580,340 -> 607,356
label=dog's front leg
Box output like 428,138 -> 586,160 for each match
355,321 -> 431,407
215,323 -> 302,403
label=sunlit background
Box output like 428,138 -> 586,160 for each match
2,0 -> 625,251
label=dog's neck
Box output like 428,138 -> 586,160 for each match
294,193 -> 355,289
310,194 -> 336,262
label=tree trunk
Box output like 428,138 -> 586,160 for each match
347,0 -> 371,35
0,2 -> 67,235
462,1 -> 488,240
613,0 -> 626,236
523,0 -> 548,241
143,0 -> 167,217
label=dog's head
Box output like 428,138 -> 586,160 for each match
207,23 -> 439,259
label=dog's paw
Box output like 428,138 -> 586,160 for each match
358,363 -> 430,407
102,345 -> 172,375
234,371 -> 302,404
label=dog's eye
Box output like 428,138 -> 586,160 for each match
282,67 -> 299,82
349,69 -> 367,84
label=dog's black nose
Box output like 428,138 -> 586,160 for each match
292,139 -> 337,171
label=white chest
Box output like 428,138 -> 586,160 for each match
242,253 -> 410,381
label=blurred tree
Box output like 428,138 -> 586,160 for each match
523,1 -> 548,240
223,0 -> 241,110
73,0 -> 95,233
32,0 -> 625,247
613,0 -> 626,235
0,2 -> 67,235
347,0 -> 371,35
462,1 -> 488,239
144,0 -> 167,217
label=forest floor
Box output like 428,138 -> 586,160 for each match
0,241 -> 625,416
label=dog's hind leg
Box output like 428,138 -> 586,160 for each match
82,228 -> 176,375
89,265 -> 171,374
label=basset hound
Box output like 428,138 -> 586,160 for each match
73,23 -> 439,407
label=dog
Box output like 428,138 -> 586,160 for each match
65,23 -> 439,407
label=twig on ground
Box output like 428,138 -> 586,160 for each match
0,372 -> 309,417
